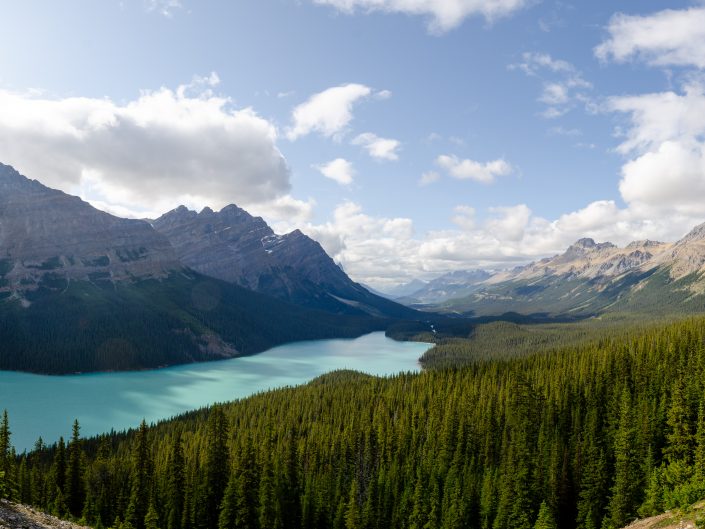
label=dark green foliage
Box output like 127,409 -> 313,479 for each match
166,433 -> 185,529
12,317 -> 705,527
0,272 -> 391,374
66,419 -> 85,517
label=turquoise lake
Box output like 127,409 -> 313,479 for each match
0,332 -> 431,451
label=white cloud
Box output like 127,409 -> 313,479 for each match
451,205 -> 476,230
539,82 -> 570,105
0,79 -> 291,217
287,84 -> 376,141
145,0 -> 183,17
604,81 -> 705,217
510,52 -> 575,76
291,194 -> 704,290
595,7 -> 705,68
314,158 -> 355,185
352,132 -> 401,160
419,170 -> 441,186
510,51 -> 592,118
548,126 -> 582,137
436,154 -> 512,183
312,0 -> 532,33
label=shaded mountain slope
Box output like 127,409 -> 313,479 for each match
152,205 -> 418,318
0,164 -> 386,373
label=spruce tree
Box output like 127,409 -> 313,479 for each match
533,501 -> 558,529
0,410 -> 14,500
145,503 -> 161,529
219,440 -> 258,529
605,388 -> 641,529
166,432 -> 185,529
344,479 -> 362,529
53,437 -> 67,497
203,407 -> 229,529
66,419 -> 86,517
127,421 -> 152,529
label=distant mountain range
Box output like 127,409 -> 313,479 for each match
389,270 -> 492,305
0,163 -> 417,373
406,229 -> 705,318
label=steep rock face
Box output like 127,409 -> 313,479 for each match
152,205 -> 415,317
655,221 -> 705,279
0,164 -> 180,295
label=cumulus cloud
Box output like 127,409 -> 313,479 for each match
595,7 -> 705,68
314,158 -> 355,185
299,196 -> 703,290
351,132 -> 401,160
287,84 -> 378,141
604,81 -> 705,217
436,154 -> 512,184
312,0 -> 532,33
0,79 -> 291,217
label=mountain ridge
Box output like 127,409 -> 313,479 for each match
152,203 -> 417,318
0,163 -> 408,374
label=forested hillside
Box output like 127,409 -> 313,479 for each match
4,318 -> 705,528
0,271 -> 386,374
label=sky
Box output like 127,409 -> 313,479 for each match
2,0 -> 705,288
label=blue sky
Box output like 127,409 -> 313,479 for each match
2,0 -> 705,287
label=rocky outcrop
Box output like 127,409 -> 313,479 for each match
0,163 -> 181,296
0,500 -> 90,529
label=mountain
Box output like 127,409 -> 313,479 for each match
152,205 -> 417,318
396,270 -> 492,305
438,229 -> 705,318
374,278 -> 428,300
0,162 -> 181,295
0,164 -> 389,374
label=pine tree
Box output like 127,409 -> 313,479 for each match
664,380 -> 694,466
219,440 -> 257,529
203,407 -> 229,529
280,430 -> 301,529
66,419 -> 86,517
258,450 -> 281,529
0,410 -> 10,476
145,503 -> 160,529
533,501 -> 558,529
0,410 -> 13,500
344,479 -> 362,529
53,437 -> 67,497
166,433 -> 185,529
605,388 -> 641,529
126,421 -> 152,529
693,400 -> 705,484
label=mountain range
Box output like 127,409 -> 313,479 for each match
0,163 -> 417,373
152,204 -> 416,318
412,229 -> 705,318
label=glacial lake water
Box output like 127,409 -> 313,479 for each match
0,332 -> 431,451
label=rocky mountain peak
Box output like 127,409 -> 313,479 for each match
626,239 -> 664,249
0,164 -> 181,295
677,221 -> 705,244
568,238 -> 616,252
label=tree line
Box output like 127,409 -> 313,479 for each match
4,318 -> 705,528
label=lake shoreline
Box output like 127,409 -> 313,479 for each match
0,332 -> 432,451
